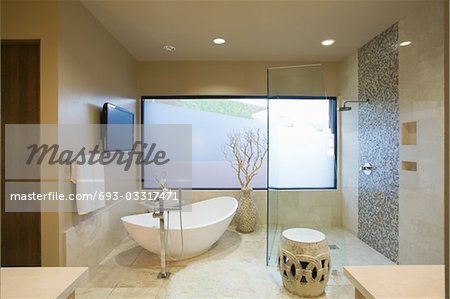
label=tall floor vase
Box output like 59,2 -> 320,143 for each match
235,187 -> 258,233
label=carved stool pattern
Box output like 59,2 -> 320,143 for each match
278,228 -> 330,297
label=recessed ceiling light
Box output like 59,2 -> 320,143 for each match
163,45 -> 176,52
213,38 -> 226,45
321,39 -> 335,46
399,41 -> 412,47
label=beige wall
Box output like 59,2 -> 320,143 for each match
338,52 -> 359,235
2,0 -> 60,266
1,0 -> 59,124
398,1 -> 445,265
58,0 -> 139,267
447,0 -> 449,294
59,1 -> 136,126
189,190 -> 267,225
446,0 -> 449,293
137,61 -> 339,96
178,190 -> 341,228
277,190 -> 341,229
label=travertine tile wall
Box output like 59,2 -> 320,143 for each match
398,1 -> 445,264
65,199 -> 138,267
276,191 -> 341,229
188,190 -> 267,225
175,189 -> 341,229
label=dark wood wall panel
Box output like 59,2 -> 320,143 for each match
1,41 -> 41,266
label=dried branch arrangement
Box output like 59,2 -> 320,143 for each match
222,128 -> 268,188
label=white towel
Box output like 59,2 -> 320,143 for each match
70,155 -> 106,215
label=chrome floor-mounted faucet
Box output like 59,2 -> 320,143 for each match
154,179 -> 170,279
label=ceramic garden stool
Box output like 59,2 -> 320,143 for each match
278,228 -> 330,297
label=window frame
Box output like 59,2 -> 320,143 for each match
141,95 -> 337,190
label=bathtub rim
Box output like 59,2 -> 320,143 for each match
121,196 -> 238,230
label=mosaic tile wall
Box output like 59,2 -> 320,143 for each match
358,24 -> 399,263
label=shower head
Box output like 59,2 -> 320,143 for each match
337,99 -> 369,112
337,106 -> 352,111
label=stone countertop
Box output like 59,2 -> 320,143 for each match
344,265 -> 444,299
1,267 -> 88,299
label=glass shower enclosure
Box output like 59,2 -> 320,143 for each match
266,64 -> 333,266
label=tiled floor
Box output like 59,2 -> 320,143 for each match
268,226 -> 394,269
76,226 -> 393,298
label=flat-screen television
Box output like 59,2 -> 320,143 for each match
101,102 -> 134,151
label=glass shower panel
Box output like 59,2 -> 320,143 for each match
266,64 -> 327,266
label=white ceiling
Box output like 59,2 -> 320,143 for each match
81,0 -> 423,62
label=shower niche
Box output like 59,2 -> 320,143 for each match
400,121 -> 418,172
401,121 -> 417,145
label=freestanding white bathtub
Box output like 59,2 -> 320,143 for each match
121,196 -> 238,260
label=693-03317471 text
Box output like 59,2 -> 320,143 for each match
9,190 -> 179,202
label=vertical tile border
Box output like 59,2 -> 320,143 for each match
358,24 -> 400,262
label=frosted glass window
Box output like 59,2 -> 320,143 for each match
142,97 -> 336,189
268,99 -> 336,189
142,98 -> 267,189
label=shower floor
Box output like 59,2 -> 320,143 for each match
76,226 -> 392,298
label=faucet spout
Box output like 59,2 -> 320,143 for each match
152,211 -> 164,219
